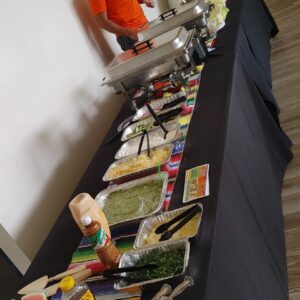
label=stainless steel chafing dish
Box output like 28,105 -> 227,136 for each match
138,0 -> 211,42
101,26 -> 201,99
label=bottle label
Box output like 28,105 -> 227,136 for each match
80,289 -> 95,300
87,227 -> 109,249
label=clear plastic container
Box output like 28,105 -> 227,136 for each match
59,276 -> 95,300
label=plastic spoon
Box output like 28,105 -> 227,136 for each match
155,205 -> 200,234
159,205 -> 202,242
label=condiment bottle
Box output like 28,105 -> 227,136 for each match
81,215 -> 120,269
69,193 -> 111,239
59,276 -> 95,300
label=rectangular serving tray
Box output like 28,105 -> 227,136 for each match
134,203 -> 203,249
115,121 -> 179,160
114,238 -> 190,290
138,0 -> 209,41
95,172 -> 169,227
121,116 -> 180,142
102,27 -> 194,86
132,91 -> 186,122
103,144 -> 174,183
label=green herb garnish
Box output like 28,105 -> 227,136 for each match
126,248 -> 185,282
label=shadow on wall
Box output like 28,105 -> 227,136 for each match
73,0 -> 115,64
156,0 -> 170,12
16,0 -> 169,260
16,86 -> 124,259
15,0 -> 125,259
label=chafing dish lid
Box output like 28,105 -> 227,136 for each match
138,0 -> 209,42
102,26 -> 194,85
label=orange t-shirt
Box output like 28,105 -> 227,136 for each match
88,0 -> 147,30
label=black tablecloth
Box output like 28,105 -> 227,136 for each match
18,0 -> 293,299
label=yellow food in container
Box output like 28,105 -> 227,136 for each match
144,214 -> 201,246
106,146 -> 171,180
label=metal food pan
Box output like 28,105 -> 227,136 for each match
134,203 -> 203,249
114,238 -> 190,290
132,91 -> 186,122
103,144 -> 174,183
95,172 -> 169,227
102,27 -> 194,86
115,122 -> 179,160
122,116 -> 180,142
132,102 -> 183,123
138,0 -> 210,41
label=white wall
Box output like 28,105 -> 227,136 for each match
0,0 -> 167,260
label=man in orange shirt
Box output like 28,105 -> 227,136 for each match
88,0 -> 155,51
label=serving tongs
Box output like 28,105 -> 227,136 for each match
156,205 -> 202,242
153,107 -> 183,126
146,103 -> 169,139
86,264 -> 158,283
138,129 -> 151,158
133,84 -> 182,109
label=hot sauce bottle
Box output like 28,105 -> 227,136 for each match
81,215 -> 120,269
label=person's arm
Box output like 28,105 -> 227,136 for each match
95,11 -> 138,40
139,0 -> 155,8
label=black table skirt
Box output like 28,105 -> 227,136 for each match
19,0 -> 293,299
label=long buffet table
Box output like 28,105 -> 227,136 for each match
19,0 -> 293,299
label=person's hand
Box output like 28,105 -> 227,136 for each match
143,0 -> 155,8
125,28 -> 138,41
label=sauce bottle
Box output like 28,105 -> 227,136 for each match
81,215 -> 120,269
59,276 -> 95,300
69,193 -> 111,239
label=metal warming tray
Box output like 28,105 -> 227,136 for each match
115,121 -> 179,160
115,239 -> 190,290
138,0 -> 210,41
134,203 -> 203,249
95,172 -> 169,227
102,26 -> 195,94
103,143 -> 174,183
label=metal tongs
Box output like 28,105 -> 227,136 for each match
155,205 -> 202,242
138,129 -> 151,157
86,264 -> 158,283
136,103 -> 170,157
146,103 -> 169,139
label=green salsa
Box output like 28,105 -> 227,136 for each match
103,179 -> 163,225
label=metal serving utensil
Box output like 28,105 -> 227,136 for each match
155,204 -> 199,234
86,264 -> 158,284
159,205 -> 202,242
161,276 -> 194,299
